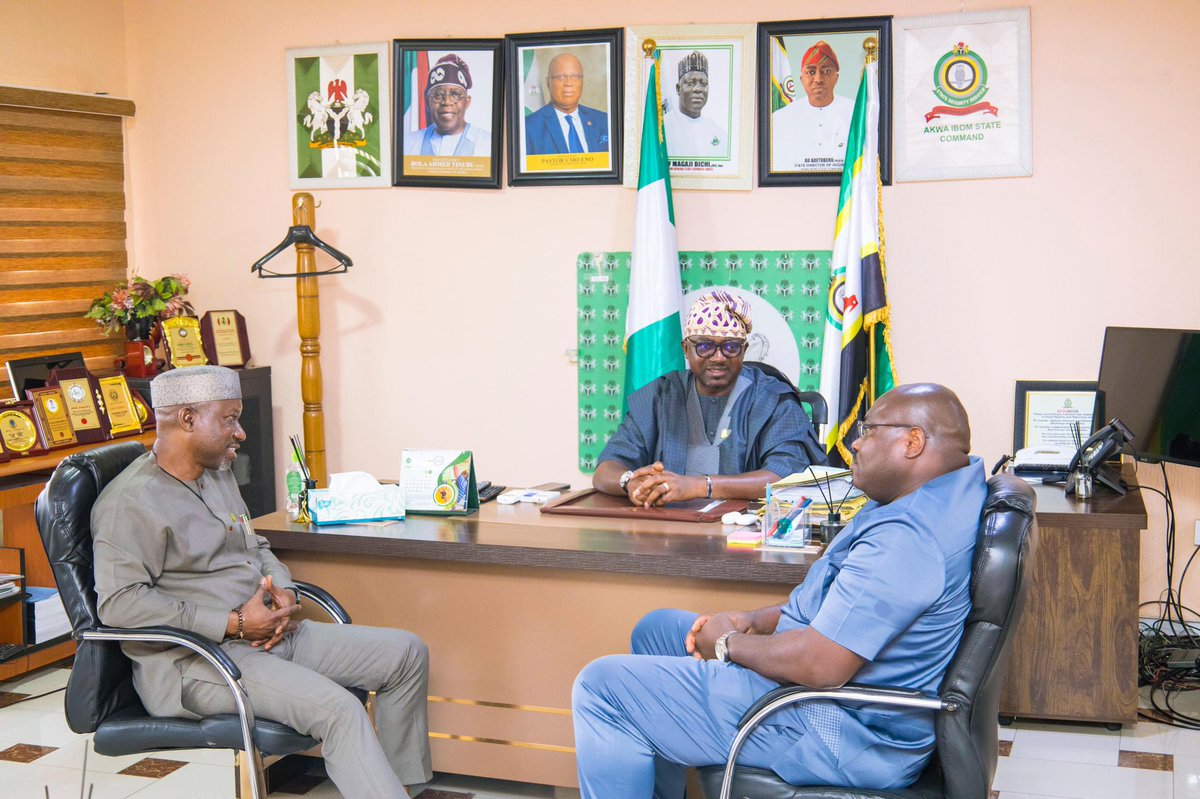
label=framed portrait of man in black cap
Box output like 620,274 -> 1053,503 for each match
623,25 -> 756,191
392,39 -> 504,189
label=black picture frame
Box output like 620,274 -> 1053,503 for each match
505,28 -> 623,186
1013,380 -> 1099,453
757,16 -> 892,187
393,38 -> 504,189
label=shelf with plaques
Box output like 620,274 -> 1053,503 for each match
0,430 -> 156,483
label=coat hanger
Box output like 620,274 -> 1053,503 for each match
250,225 -> 353,278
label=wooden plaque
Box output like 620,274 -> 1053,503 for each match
26,387 -> 78,448
0,401 -> 47,456
98,375 -> 143,437
160,316 -> 208,369
200,310 -> 251,367
48,367 -> 109,444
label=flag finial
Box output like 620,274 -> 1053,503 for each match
642,39 -> 657,58
863,36 -> 878,64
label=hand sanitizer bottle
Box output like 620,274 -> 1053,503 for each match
285,453 -> 303,521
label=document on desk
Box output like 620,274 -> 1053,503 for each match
540,489 -> 747,522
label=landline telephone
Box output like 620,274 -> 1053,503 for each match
1065,418 -> 1134,496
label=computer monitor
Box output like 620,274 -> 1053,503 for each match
1096,327 -> 1200,468
5,351 -> 85,400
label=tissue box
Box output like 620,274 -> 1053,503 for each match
308,472 -> 405,525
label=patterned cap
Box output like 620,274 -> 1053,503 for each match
684,291 -> 752,339
427,54 -> 472,92
801,41 -> 839,70
150,365 -> 241,409
678,51 -> 708,78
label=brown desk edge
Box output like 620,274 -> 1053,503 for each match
254,503 -> 815,585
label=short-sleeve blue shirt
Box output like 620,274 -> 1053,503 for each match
770,457 -> 986,788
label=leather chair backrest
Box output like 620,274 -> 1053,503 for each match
743,361 -> 828,426
34,441 -> 148,733
934,473 -> 1038,798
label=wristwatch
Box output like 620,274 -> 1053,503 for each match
715,631 -> 739,663
619,470 -> 636,491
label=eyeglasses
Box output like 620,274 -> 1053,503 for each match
428,88 -> 467,103
549,73 -> 583,83
856,421 -> 927,439
688,337 -> 746,359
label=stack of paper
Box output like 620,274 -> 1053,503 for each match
0,573 -> 20,601
770,466 -> 863,504
24,587 -> 71,643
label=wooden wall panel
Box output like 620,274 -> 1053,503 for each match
0,87 -> 134,400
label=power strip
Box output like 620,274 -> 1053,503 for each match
1165,647 -> 1200,670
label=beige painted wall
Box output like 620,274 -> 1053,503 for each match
5,1 -> 1200,610
0,0 -> 127,95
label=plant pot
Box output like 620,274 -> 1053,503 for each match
124,317 -> 154,342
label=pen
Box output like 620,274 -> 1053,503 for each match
774,498 -> 813,539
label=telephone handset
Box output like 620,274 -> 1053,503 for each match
1066,418 -> 1134,496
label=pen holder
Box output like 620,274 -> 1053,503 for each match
297,479 -> 317,525
1071,469 -> 1093,500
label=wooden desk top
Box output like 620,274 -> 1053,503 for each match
254,500 -> 817,585
1030,476 -> 1148,530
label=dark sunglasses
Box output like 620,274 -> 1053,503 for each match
688,337 -> 746,359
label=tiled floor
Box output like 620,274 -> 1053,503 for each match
3,663 -> 1200,798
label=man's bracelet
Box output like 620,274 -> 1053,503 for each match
705,474 -> 713,499
234,606 -> 244,640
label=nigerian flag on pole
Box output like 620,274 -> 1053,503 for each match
818,54 -> 897,467
623,50 -> 684,406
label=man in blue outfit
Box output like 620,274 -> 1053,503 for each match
525,53 -> 609,155
573,383 -> 984,796
593,290 -> 825,505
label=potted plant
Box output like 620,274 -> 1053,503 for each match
85,274 -> 194,341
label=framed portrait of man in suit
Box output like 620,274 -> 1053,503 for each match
393,38 -> 504,189
505,28 -> 623,186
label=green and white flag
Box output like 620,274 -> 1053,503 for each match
623,52 -> 685,403
522,50 -> 544,115
819,57 -> 897,467
770,36 -> 794,112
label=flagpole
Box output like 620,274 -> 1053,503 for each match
864,37 -> 879,408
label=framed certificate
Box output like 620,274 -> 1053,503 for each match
49,367 -> 109,444
160,316 -> 209,368
26,387 -> 78,448
200,310 -> 251,368
99,375 -> 143,437
1013,380 -> 1098,452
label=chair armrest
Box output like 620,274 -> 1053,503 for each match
716,684 -> 948,799
293,581 -> 352,624
78,625 -> 242,680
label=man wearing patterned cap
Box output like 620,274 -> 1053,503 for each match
771,39 -> 855,172
403,53 -> 491,157
594,290 -> 825,506
664,50 -> 728,159
92,365 -> 431,798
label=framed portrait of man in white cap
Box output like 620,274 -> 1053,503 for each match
393,38 -> 504,189
623,25 -> 756,191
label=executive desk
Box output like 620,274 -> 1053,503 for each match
255,502 -> 817,789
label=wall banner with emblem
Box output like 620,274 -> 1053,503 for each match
576,250 -> 831,472
894,8 -> 1032,182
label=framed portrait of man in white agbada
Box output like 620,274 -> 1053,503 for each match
757,17 -> 892,187
623,25 -> 755,191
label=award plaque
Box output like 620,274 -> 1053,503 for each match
0,402 -> 46,456
48,367 -> 109,444
98,375 -> 143,436
26,386 -> 78,448
200,310 -> 251,368
160,316 -> 208,369
130,388 -> 156,429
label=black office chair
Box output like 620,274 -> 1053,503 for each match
34,441 -> 360,799
745,361 -> 827,426
698,473 -> 1038,799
